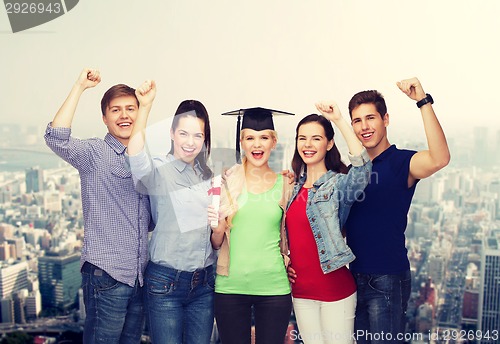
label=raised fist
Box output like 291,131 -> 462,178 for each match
135,80 -> 156,107
77,68 -> 101,89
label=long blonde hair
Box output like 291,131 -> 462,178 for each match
220,129 -> 278,228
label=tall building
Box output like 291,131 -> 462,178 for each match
462,287 -> 479,324
0,261 -> 29,299
13,290 -> 27,324
0,298 -> 14,323
0,242 -> 11,260
0,223 -> 14,241
478,235 -> 500,344
6,237 -> 25,259
427,254 -> 446,286
38,251 -> 81,310
25,167 -> 44,193
24,290 -> 42,319
78,288 -> 85,322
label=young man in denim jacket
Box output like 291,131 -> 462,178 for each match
344,78 -> 450,344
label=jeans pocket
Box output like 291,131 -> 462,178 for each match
91,270 -> 119,291
368,274 -> 394,295
146,276 -> 176,296
205,271 -> 216,291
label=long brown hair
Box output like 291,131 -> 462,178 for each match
169,100 -> 212,180
291,114 -> 348,182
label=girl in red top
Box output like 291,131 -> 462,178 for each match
286,102 -> 369,344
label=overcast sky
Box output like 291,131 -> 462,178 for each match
1,0 -> 499,156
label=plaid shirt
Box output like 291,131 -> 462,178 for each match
44,124 -> 151,287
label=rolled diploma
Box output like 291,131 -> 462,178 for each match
210,174 -> 222,228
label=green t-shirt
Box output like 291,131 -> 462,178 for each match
215,174 -> 291,295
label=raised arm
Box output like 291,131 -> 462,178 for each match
315,101 -> 364,156
52,68 -> 101,128
397,78 -> 450,186
127,80 -> 156,156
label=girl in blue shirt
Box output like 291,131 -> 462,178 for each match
128,81 -> 216,344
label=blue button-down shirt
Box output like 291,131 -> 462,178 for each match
129,150 -> 216,272
44,124 -> 151,287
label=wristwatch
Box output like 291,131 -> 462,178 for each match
416,94 -> 434,108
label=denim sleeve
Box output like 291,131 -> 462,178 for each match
44,123 -> 95,173
338,148 -> 372,226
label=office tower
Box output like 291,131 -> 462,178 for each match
0,242 -> 10,261
462,287 -> 479,324
13,290 -> 27,324
428,254 -> 446,286
0,187 -> 12,204
0,223 -> 14,241
0,261 -> 29,299
478,235 -> 500,344
0,298 -> 14,323
6,237 -> 25,259
24,290 -> 42,319
38,251 -> 81,310
78,288 -> 85,322
25,167 -> 44,193
43,191 -> 62,213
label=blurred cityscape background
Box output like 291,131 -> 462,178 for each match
0,123 -> 499,344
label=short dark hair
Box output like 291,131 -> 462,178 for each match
100,84 -> 138,116
348,90 -> 387,119
291,114 -> 348,182
169,100 -> 213,180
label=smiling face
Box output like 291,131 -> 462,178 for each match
170,116 -> 206,165
102,95 -> 139,145
351,103 -> 390,156
297,122 -> 334,169
240,129 -> 277,168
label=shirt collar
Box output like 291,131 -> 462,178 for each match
166,153 -> 203,174
373,144 -> 396,162
104,133 -> 127,154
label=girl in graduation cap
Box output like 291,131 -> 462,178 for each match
209,107 -> 294,344
285,102 -> 372,344
128,84 -> 217,344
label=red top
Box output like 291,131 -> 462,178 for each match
286,187 -> 356,302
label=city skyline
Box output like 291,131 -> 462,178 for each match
1,1 -> 500,144
1,1 -> 500,342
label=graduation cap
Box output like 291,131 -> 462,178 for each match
221,107 -> 294,163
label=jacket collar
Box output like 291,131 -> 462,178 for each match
297,170 -> 336,188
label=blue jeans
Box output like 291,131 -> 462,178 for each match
145,261 -> 215,344
353,271 -> 411,344
81,262 -> 144,344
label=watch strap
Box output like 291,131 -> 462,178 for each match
416,93 -> 434,108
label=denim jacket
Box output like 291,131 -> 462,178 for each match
286,148 -> 372,274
